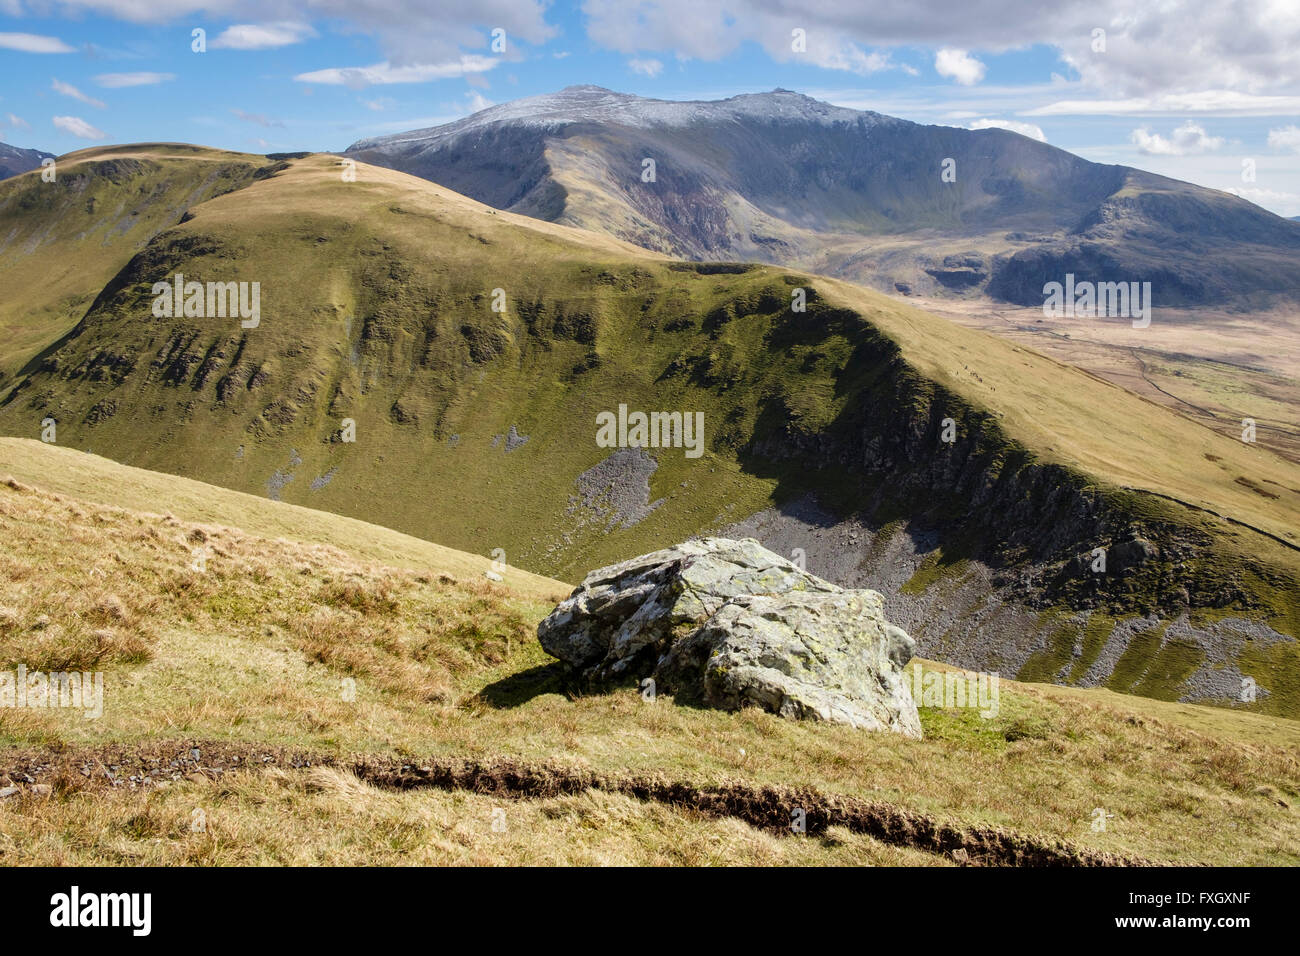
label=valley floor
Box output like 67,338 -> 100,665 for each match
911,296 -> 1300,463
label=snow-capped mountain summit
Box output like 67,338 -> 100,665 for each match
349,86 -> 887,152
346,86 -> 1300,308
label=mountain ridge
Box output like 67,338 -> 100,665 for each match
0,146 -> 1296,714
346,86 -> 1300,308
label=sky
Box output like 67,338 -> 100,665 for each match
1,0 -> 1299,216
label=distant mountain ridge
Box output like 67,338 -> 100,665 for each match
0,142 -> 56,180
348,86 -> 1300,308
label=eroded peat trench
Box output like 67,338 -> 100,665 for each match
0,740 -> 1154,867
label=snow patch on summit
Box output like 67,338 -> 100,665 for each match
348,86 -> 885,153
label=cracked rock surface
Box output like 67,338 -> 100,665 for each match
538,537 -> 921,736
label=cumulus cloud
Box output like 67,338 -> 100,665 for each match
52,79 -> 106,109
935,48 -> 985,86
1225,186 -> 1300,218
1267,124 -> 1300,152
579,0 -> 1300,98
814,44 -> 895,75
43,0 -> 555,65
295,56 -> 499,87
52,115 -> 106,139
0,32 -> 74,53
969,118 -> 1046,141
94,72 -> 175,88
628,57 -> 663,77
1130,121 -> 1224,155
211,23 -> 316,50
24,0 -> 1300,104
585,3 -> 905,76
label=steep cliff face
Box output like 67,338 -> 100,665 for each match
720,290 -> 1298,709
742,293 -> 1293,621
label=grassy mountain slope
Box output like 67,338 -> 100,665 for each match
0,144 -> 273,385
0,455 -> 1296,865
0,146 -> 1297,714
0,437 -> 567,602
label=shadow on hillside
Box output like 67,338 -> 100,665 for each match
476,662 -> 570,708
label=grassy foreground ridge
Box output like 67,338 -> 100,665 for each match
0,446 -> 1296,865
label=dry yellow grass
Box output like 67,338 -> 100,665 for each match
0,469 -> 1296,865
0,766 -> 940,866
0,438 -> 569,604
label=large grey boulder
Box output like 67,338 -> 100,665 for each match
538,537 -> 921,736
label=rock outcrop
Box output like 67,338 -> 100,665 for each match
538,537 -> 921,736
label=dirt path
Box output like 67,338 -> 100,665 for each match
0,740 -> 1155,867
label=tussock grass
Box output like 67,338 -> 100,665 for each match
0,474 -> 1296,865
0,765 -> 938,866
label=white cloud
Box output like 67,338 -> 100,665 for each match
0,32 -> 73,53
969,118 -> 1046,141
5,113 -> 29,129
42,0 -> 555,65
52,79 -> 106,109
1027,91 -> 1300,116
24,0 -> 1300,108
94,72 -> 175,88
580,0 -> 1300,99
211,22 -> 317,50
466,92 -> 494,113
628,57 -> 663,77
1225,186 -> 1300,218
813,44 -> 895,76
1267,124 -> 1300,152
52,115 -> 106,139
295,56 -> 499,88
935,48 -> 985,86
1130,121 -> 1224,155
584,4 -> 906,76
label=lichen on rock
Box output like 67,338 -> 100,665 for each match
538,536 -> 922,736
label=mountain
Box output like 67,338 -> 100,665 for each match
0,144 -> 273,387
347,86 -> 1300,308
0,145 -> 1297,716
0,142 -> 56,179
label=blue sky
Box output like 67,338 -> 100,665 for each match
2,0 -> 1299,215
